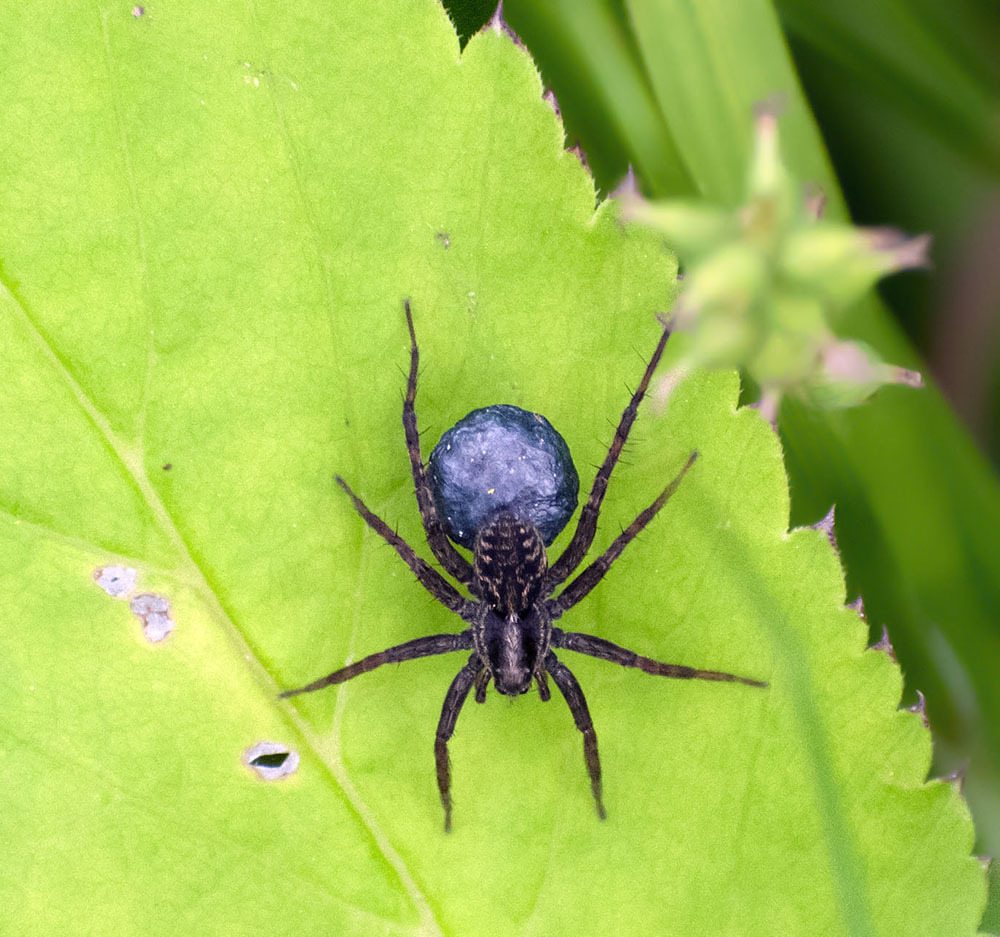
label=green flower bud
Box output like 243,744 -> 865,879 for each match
620,197 -> 736,261
748,294 -> 828,388
621,107 -> 927,412
744,107 -> 801,239
680,242 -> 768,319
803,340 -> 924,409
781,224 -> 931,310
675,244 -> 768,369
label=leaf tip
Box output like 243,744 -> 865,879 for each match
868,624 -> 896,662
937,763 -> 967,794
542,87 -> 561,120
810,504 -> 838,552
906,689 -> 929,728
485,2 -> 524,50
568,142 -> 591,175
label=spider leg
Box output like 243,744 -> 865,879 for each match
535,669 -> 551,701
474,667 -> 491,703
436,654 -> 483,832
335,475 -> 471,616
552,629 -> 767,688
279,631 -> 473,697
546,652 -> 606,820
548,451 -> 697,616
545,322 -> 672,592
402,300 -> 476,588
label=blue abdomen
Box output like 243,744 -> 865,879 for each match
428,404 -> 579,549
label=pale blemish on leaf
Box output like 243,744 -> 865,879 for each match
129,592 -> 175,642
94,565 -> 137,598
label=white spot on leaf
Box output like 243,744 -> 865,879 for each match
94,566 -> 137,598
130,593 -> 175,642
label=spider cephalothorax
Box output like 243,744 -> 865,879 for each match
471,512 -> 550,697
281,301 -> 766,831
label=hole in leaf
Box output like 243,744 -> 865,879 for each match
251,752 -> 288,769
243,741 -> 299,781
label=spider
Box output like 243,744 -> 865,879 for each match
281,301 -> 767,831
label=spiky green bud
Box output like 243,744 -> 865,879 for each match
623,110 -> 924,411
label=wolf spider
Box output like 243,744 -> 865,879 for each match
281,301 -> 766,831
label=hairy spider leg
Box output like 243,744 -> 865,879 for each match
436,655 -> 483,832
535,669 -> 551,701
402,301 -> 476,588
546,652 -> 605,819
334,475 -> 471,616
551,629 -> 768,688
279,632 -> 473,698
473,667 -> 491,703
545,321 -> 673,592
549,451 -> 698,615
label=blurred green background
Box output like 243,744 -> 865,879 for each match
444,0 -> 1000,926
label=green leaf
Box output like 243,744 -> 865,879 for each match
0,2 -> 985,935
